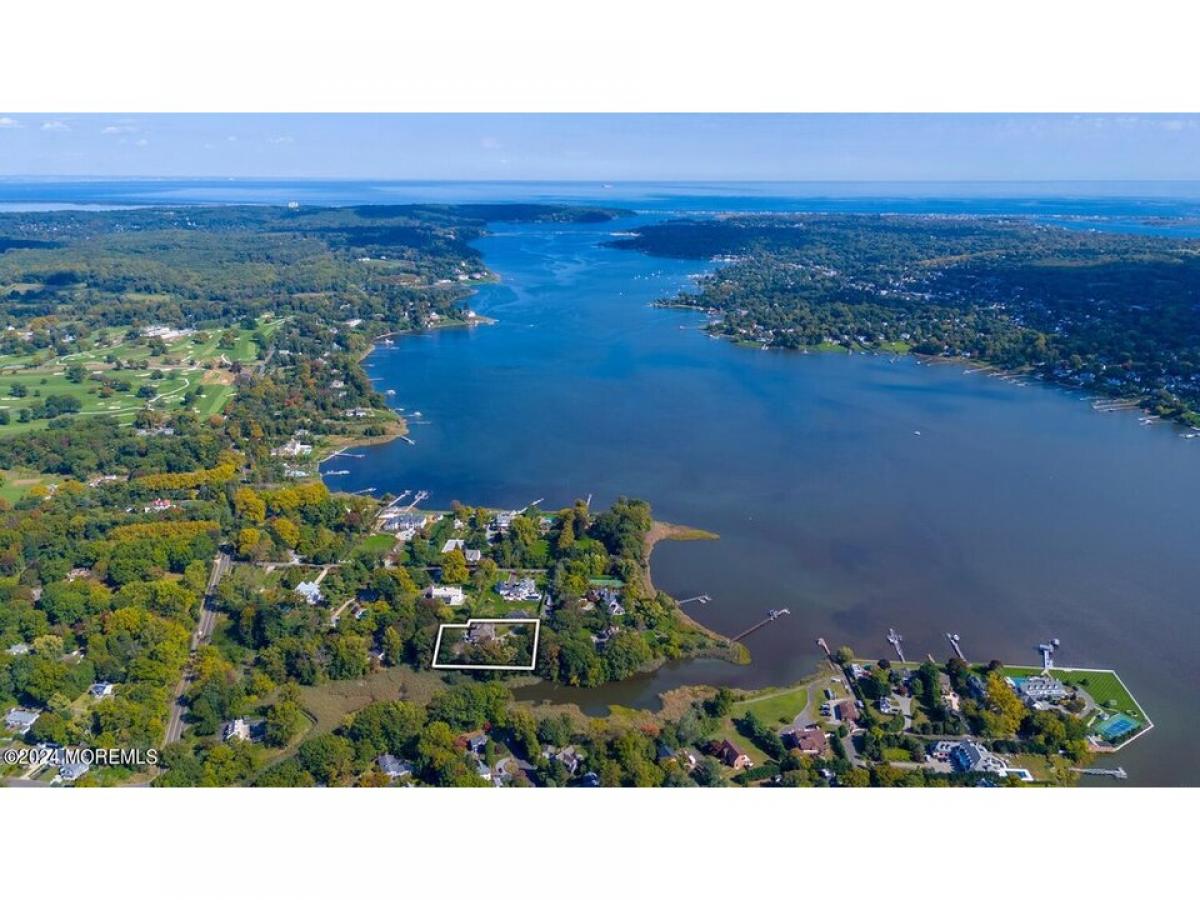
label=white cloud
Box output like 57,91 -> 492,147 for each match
480,136 -> 502,150
226,135 -> 238,142
135,138 -> 149,147
41,120 -> 70,132
267,136 -> 294,144
0,116 -> 20,129
101,124 -> 139,135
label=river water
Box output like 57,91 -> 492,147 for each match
325,212 -> 1199,787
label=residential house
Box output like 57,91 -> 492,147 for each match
966,674 -> 988,700
223,718 -> 252,742
834,699 -> 860,724
466,622 -> 498,644
541,745 -> 582,775
376,755 -> 414,782
1014,674 -> 1069,704
714,739 -> 752,770
428,585 -> 465,606
592,587 -> 624,616
464,549 -> 482,564
5,708 -> 40,735
88,682 -> 115,699
143,498 -> 174,513
271,438 -> 313,458
496,576 -> 540,603
783,726 -> 828,756
6,642 -> 30,656
59,761 -> 90,783
441,539 -> 465,554
465,733 -> 489,756
294,581 -> 323,605
949,740 -> 1009,774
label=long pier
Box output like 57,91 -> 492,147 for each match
1071,766 -> 1127,780
731,608 -> 790,642
678,594 -> 712,606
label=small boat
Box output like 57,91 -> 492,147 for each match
913,430 -> 922,436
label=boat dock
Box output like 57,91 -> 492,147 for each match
946,632 -> 966,661
678,594 -> 712,606
731,608 -> 790,642
887,627 -> 906,663
1038,637 -> 1061,669
1071,766 -> 1128,780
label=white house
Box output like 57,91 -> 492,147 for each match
5,708 -> 40,735
376,754 -> 414,781
271,438 -> 313,458
294,581 -> 323,605
428,585 -> 465,606
441,539 -> 465,554
223,718 -> 251,742
59,760 -> 91,782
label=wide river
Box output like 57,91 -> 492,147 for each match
8,178 -> 1193,784
4,176 -> 1195,782
324,211 -> 1200,787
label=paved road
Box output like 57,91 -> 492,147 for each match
162,552 -> 231,746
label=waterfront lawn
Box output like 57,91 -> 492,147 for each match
731,685 -> 810,727
1003,666 -> 1146,721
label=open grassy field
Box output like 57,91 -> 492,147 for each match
0,469 -> 58,503
731,684 -> 811,727
298,666 -> 449,737
351,533 -> 399,558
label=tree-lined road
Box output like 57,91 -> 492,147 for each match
162,551 -> 231,746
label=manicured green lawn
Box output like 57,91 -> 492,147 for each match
0,366 -> 193,434
353,533 -> 398,557
1003,666 -> 1147,721
731,685 -> 810,727
192,382 -> 236,417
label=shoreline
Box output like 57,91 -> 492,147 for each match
318,316 -> 501,472
666,304 -> 1197,430
642,519 -> 749,663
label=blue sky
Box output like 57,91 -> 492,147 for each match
1,114 -> 1199,181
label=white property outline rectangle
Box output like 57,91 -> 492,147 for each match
430,618 -> 541,671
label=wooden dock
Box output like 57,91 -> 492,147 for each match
731,608 -> 790,642
1071,766 -> 1127,780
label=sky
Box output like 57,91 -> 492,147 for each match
1,114 -> 1199,182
